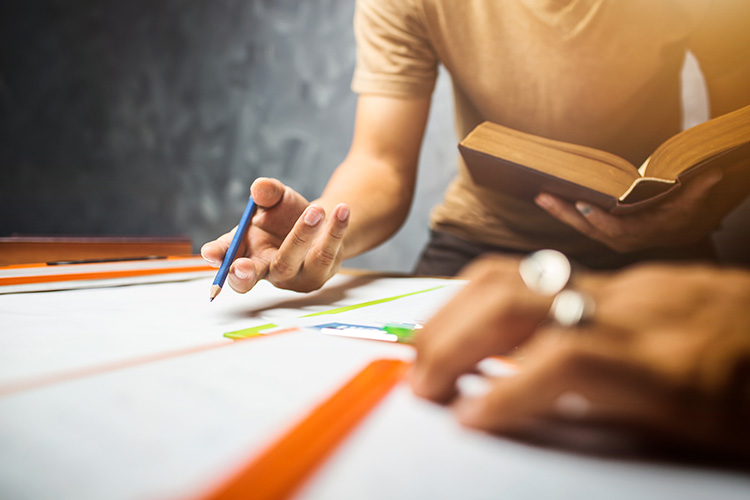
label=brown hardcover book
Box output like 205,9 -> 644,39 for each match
459,105 -> 750,214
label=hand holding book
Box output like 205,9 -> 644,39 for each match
459,105 -> 750,252
460,105 -> 750,214
534,167 -> 725,253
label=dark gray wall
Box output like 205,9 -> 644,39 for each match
0,0 -> 357,242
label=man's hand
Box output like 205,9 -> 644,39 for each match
411,255 -> 553,403
200,95 -> 430,295
411,257 -> 750,458
200,177 -> 350,293
534,168 -> 724,253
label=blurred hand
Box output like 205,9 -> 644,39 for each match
534,168 -> 724,253
411,256 -> 750,458
200,177 -> 350,293
410,255 -> 553,403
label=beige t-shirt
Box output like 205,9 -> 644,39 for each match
351,0 -> 750,260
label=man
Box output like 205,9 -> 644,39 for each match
202,0 -> 749,294
410,256 -> 750,460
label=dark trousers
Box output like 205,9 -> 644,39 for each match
413,230 -> 717,277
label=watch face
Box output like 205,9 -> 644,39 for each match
519,249 -> 571,295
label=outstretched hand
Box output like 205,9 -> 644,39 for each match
200,177 -> 350,293
411,256 -> 750,458
534,168 -> 724,253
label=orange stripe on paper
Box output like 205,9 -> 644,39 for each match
0,265 -> 213,286
0,327 -> 300,397
200,358 -> 409,500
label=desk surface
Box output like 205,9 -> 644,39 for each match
1,271 -> 748,500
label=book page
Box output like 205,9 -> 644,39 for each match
617,176 -> 676,204
463,121 -> 639,197
645,104 -> 750,179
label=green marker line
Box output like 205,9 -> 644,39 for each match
224,322 -> 278,340
299,285 -> 445,317
223,285 -> 446,339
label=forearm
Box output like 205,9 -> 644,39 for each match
314,152 -> 417,259
312,94 -> 430,260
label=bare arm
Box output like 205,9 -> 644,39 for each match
314,94 -> 431,258
201,94 -> 431,293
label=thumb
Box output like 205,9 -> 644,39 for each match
251,177 -> 311,236
677,167 -> 723,205
250,177 -> 287,208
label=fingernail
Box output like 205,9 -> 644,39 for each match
554,391 -> 591,420
304,207 -> 323,226
456,374 -> 493,399
200,250 -> 218,266
576,202 -> 592,216
708,169 -> 724,184
535,194 -> 552,209
337,204 -> 350,222
453,396 -> 485,426
234,267 -> 250,280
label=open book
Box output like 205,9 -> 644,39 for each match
459,105 -> 750,213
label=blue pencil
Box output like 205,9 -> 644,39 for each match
209,196 -> 257,301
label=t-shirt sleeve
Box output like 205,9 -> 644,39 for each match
688,0 -> 750,78
351,0 -> 439,98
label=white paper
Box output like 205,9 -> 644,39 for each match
0,274 -> 457,392
297,385 -> 750,500
0,332 -> 412,500
2,272 -> 748,500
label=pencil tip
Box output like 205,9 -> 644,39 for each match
209,284 -> 221,302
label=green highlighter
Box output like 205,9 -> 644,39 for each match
381,323 -> 420,343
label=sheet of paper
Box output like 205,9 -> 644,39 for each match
3,329 -> 746,500
2,271 -> 749,500
0,273 -> 457,393
255,276 -> 462,323
297,385 -> 750,500
0,332 -> 412,500
251,279 -> 465,336
0,257 -> 215,294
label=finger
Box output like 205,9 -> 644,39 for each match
535,193 -> 602,240
571,202 -> 631,240
250,177 -> 286,208
454,337 -> 674,437
303,203 -> 350,280
251,178 -> 310,237
411,259 -> 551,403
666,167 -> 723,208
268,205 -> 325,284
200,229 -> 237,268
572,168 -> 724,246
226,256 -> 268,294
